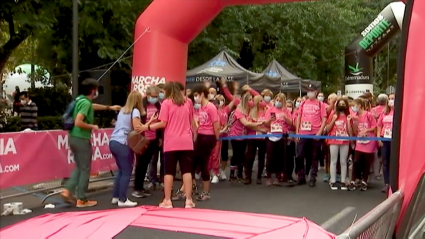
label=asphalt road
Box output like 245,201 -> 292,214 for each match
0,171 -> 386,238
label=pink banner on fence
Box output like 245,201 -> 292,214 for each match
0,129 -> 116,189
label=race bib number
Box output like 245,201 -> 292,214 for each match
271,123 -> 283,133
336,131 -> 348,141
384,128 -> 392,138
300,121 -> 312,131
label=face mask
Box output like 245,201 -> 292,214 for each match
20,100 -> 26,105
247,100 -> 254,108
295,102 -> 301,108
337,105 -> 346,112
93,91 -> 99,99
351,106 -> 358,113
388,100 -> 394,107
264,96 -> 271,102
259,101 -> 267,108
274,101 -> 282,108
219,101 -> 224,106
307,92 -> 316,99
287,107 -> 292,111
159,92 -> 165,99
194,103 -> 201,110
148,96 -> 158,104
194,96 -> 201,103
208,94 -> 215,100
318,96 -> 324,102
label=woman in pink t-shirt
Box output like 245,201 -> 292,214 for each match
191,85 -> 220,201
263,93 -> 293,186
377,93 -> 395,193
141,82 -> 196,209
349,98 -> 377,191
244,94 -> 268,185
133,85 -> 162,198
325,98 -> 353,191
228,92 -> 262,181
215,94 -> 236,181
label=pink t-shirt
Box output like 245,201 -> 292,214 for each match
145,104 -> 159,140
326,114 -> 350,145
372,105 -> 386,119
229,108 -> 247,139
247,111 -> 267,139
265,107 -> 291,133
218,106 -> 230,127
159,98 -> 194,152
287,111 -> 297,132
195,102 -> 219,136
298,100 -> 327,135
218,106 -> 230,136
355,111 -> 377,153
378,110 -> 394,138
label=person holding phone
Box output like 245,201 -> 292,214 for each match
263,93 -> 293,186
133,85 -> 162,198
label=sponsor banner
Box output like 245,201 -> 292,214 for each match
358,3 -> 404,57
344,45 -> 374,85
0,129 -> 116,190
345,84 -> 373,99
131,76 -> 166,95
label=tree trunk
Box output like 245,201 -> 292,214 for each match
0,24 -> 32,73
0,73 -> 4,99
31,63 -> 35,89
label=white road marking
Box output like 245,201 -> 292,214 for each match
320,206 -> 356,230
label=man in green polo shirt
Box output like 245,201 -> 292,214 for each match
61,78 -> 120,207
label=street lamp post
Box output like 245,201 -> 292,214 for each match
72,0 -> 78,97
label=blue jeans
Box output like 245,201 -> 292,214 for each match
109,140 -> 134,202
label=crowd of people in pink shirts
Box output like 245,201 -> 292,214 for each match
107,78 -> 395,208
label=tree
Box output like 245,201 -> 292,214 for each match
0,0 -> 56,72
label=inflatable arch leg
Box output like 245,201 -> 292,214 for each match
131,0 -> 305,94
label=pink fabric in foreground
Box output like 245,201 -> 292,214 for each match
131,206 -> 335,239
0,206 -> 336,239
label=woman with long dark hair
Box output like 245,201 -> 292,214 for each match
325,98 -> 353,190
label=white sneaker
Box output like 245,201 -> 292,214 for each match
118,199 -> 137,207
111,198 -> 119,204
195,173 -> 201,180
211,175 -> 219,184
219,170 -> 227,180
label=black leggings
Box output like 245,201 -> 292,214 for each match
134,139 -> 158,191
266,138 -> 286,177
244,139 -> 266,179
286,141 -> 295,180
193,134 -> 217,181
221,139 -> 229,162
352,151 -> 374,182
230,140 -> 247,178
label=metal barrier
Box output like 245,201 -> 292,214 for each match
409,215 -> 425,239
0,170 -> 115,200
337,191 -> 404,239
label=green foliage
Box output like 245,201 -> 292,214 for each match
28,87 -> 73,116
2,0 -> 400,99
